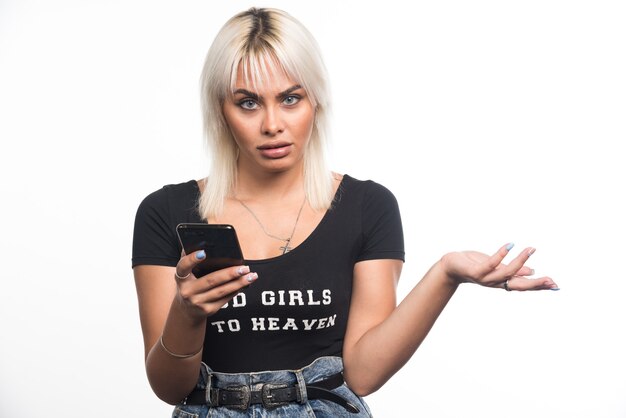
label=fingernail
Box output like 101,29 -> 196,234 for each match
529,269 -> 535,275
196,250 -> 206,260
237,266 -> 250,275
527,248 -> 536,257
246,272 -> 258,283
551,286 -> 560,291
505,243 -> 515,251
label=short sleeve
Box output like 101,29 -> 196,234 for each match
131,188 -> 181,268
356,181 -> 405,262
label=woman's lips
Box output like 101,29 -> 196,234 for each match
257,142 -> 292,159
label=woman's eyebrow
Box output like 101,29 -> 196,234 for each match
233,89 -> 259,101
277,84 -> 303,98
232,84 -> 302,100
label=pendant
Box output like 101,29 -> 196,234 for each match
280,239 -> 292,254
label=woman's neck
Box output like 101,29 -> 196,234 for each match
234,166 -> 305,203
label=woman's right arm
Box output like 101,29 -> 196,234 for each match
134,251 -> 257,404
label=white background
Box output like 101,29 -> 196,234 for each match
1,1 -> 625,417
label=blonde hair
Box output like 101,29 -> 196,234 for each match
199,7 -> 334,220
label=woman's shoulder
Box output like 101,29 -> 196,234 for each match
136,179 -> 200,219
338,174 -> 397,201
141,179 -> 199,203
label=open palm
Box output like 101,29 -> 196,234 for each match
440,244 -> 558,291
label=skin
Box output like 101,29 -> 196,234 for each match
133,63 -> 559,405
223,77 -> 315,177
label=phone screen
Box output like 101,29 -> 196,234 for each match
176,223 -> 244,277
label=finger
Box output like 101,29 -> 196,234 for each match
175,250 -> 207,280
487,247 -> 536,281
505,276 -> 560,291
185,264 -> 257,295
486,262 -> 533,276
474,243 -> 516,277
515,265 -> 534,276
198,264 -> 254,287
196,271 -> 259,305
184,268 -> 259,311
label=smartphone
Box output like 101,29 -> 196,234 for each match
176,223 -> 244,277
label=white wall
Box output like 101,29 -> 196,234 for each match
1,1 -> 624,417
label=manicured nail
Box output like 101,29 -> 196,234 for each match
505,243 -> 515,251
246,272 -> 258,283
196,250 -> 206,260
527,248 -> 536,257
237,266 -> 250,275
551,286 -> 560,291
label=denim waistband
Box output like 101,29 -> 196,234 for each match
192,356 -> 344,405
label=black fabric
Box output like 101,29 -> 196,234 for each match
132,175 -> 404,372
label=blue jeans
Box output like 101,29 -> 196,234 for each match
172,356 -> 373,417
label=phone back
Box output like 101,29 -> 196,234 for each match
176,223 -> 244,277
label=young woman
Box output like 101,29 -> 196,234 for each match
132,7 -> 559,417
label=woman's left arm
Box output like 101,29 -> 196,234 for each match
342,244 -> 558,396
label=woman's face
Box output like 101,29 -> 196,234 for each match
222,63 -> 315,175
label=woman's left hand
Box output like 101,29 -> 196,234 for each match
440,243 -> 559,291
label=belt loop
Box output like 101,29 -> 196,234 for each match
205,373 -> 214,405
200,362 -> 214,406
294,369 -> 308,404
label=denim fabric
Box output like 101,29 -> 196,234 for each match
172,356 -> 373,418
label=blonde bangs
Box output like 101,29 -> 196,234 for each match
229,48 -> 308,104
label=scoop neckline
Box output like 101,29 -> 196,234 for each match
190,175 -> 352,263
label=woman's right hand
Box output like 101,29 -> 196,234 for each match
174,250 -> 258,321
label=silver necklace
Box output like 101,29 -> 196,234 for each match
237,197 -> 306,254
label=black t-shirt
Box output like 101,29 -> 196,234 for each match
132,175 -> 404,372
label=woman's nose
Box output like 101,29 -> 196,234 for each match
261,107 -> 284,136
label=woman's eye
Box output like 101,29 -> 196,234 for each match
239,99 -> 258,110
282,95 -> 300,106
